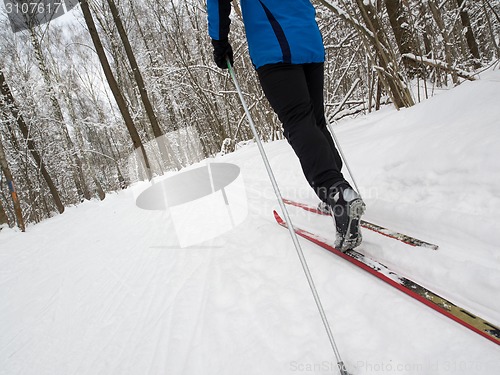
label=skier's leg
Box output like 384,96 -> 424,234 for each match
257,63 -> 364,250
304,63 -> 366,250
257,63 -> 344,201
303,63 -> 343,171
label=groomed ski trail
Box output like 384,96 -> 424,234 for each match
2,71 -> 500,374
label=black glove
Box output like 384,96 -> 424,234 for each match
212,38 -> 234,69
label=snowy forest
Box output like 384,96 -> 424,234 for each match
1,0 -> 499,231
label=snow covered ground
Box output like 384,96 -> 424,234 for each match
1,71 -> 500,374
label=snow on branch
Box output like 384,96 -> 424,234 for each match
402,54 -> 476,81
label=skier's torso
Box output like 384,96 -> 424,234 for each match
208,0 -> 325,69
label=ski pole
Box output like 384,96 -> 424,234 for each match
226,59 -> 351,375
327,121 -> 363,201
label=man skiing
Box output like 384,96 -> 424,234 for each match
206,0 -> 365,251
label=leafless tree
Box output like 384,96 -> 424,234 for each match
0,68 -> 65,215
0,136 -> 25,231
78,0 -> 153,179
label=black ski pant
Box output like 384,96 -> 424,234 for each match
257,62 -> 348,202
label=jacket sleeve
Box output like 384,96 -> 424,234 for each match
207,0 -> 232,41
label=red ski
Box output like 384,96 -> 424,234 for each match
274,210 -> 500,346
283,198 -> 439,250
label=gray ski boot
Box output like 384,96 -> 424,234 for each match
328,187 -> 365,252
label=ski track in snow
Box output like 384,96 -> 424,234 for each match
1,71 -> 500,374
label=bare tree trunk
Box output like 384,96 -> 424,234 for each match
482,0 -> 500,59
106,0 -> 181,171
317,0 -> 414,109
63,83 -> 106,201
0,193 -> 8,227
78,0 -> 153,180
418,2 -> 433,57
0,138 -> 25,231
166,0 -> 229,149
104,128 -> 127,189
428,0 -> 459,85
28,27 -> 91,201
384,0 -> 418,74
354,0 -> 414,108
0,69 -> 65,214
456,0 -> 481,68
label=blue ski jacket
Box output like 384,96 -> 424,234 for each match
207,0 -> 325,69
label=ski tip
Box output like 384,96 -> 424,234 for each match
413,241 -> 439,250
273,210 -> 287,226
423,243 -> 439,251
273,210 -> 282,221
